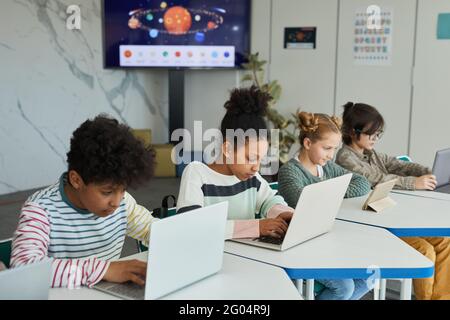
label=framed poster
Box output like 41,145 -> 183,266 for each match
284,27 -> 317,49
353,7 -> 393,65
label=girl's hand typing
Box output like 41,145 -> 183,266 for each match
259,218 -> 289,238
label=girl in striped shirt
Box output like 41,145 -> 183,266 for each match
11,115 -> 157,288
177,86 -> 294,240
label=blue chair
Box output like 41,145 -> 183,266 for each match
269,182 -> 278,190
397,155 -> 412,162
0,238 -> 12,268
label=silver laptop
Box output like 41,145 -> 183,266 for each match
231,174 -> 352,251
432,148 -> 450,194
0,258 -> 52,300
94,201 -> 228,300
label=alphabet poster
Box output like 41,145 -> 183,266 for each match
353,7 -> 393,66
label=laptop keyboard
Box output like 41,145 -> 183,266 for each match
96,281 -> 145,300
258,236 -> 284,245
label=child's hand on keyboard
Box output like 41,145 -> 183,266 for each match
259,218 -> 289,238
103,259 -> 147,286
277,212 -> 293,224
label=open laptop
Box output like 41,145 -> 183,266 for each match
231,174 -> 352,251
94,201 -> 228,300
0,258 -> 52,300
432,148 -> 450,194
362,178 -> 397,212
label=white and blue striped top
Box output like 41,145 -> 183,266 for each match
11,173 -> 157,288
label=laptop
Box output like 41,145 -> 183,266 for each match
432,148 -> 450,194
362,178 -> 397,212
0,258 -> 52,300
231,173 -> 352,251
94,201 -> 228,300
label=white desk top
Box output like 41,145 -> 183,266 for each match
392,190 -> 450,202
337,192 -> 450,236
225,220 -> 433,280
49,253 -> 302,300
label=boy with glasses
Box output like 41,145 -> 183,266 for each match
336,102 -> 436,191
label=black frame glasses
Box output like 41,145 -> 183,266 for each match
355,129 -> 384,141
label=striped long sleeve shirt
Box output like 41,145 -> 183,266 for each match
176,162 -> 294,239
10,173 -> 157,288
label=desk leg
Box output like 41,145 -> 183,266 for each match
400,279 -> 412,300
294,279 -> 304,296
379,279 -> 387,300
305,280 -> 315,300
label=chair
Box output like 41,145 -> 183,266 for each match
269,182 -> 279,190
0,238 -> 12,268
397,155 -> 412,162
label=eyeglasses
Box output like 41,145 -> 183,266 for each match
355,129 -> 384,141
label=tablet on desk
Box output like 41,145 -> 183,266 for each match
363,179 -> 397,213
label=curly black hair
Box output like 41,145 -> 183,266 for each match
221,85 -> 272,138
67,114 -> 155,188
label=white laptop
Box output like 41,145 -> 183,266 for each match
94,201 -> 228,300
231,174 -> 352,251
432,148 -> 450,194
0,258 -> 52,300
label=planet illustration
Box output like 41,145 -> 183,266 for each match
128,3 -> 225,42
195,32 -> 205,43
163,6 -> 192,35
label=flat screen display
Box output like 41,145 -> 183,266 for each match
103,0 -> 251,69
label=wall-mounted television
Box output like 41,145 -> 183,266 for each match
103,0 -> 251,69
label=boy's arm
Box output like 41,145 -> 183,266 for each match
337,152 -> 417,190
383,153 -> 431,177
10,203 -> 110,288
124,192 -> 158,248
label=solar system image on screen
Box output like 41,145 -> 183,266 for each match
104,0 -> 251,68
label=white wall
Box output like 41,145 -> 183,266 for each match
0,0 -> 169,195
0,0 -> 275,194
410,0 -> 450,167
182,0 -> 272,150
2,0 -> 449,195
335,0 -> 417,156
270,0 -> 339,116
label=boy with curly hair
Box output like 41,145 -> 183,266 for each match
10,115 -> 157,288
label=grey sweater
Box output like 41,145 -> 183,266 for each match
335,144 -> 431,190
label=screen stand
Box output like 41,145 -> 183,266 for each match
168,69 -> 185,143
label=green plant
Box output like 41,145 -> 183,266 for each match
241,53 -> 300,163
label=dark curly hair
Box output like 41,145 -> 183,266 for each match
67,114 -> 155,188
221,85 -> 272,139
